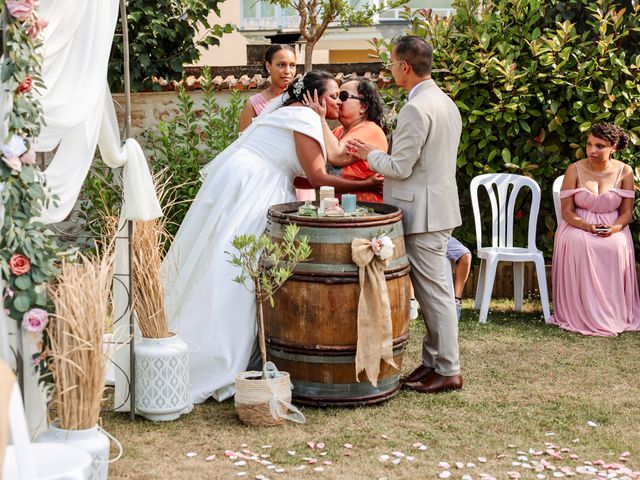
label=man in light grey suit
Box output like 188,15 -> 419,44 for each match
348,36 -> 463,393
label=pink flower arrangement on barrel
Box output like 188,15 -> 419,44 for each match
6,0 -> 48,39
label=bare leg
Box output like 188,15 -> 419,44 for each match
453,253 -> 471,299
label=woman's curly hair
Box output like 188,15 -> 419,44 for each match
590,122 -> 629,151
282,71 -> 334,105
346,78 -> 385,127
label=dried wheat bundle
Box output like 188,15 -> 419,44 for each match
47,246 -> 115,430
132,219 -> 170,338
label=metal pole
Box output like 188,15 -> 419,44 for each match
118,0 -> 136,421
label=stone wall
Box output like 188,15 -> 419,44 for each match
111,90 -> 252,138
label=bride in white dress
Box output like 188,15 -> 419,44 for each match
162,71 -> 383,404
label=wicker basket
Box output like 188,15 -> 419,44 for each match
234,368 -> 293,427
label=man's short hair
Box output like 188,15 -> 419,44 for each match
393,36 -> 433,77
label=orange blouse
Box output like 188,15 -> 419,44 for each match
332,121 -> 388,203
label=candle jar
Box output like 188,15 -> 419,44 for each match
341,194 -> 357,214
318,186 -> 335,215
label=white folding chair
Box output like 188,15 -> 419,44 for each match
2,361 -> 92,480
470,173 -> 551,323
552,175 -> 565,227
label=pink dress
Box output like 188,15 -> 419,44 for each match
550,165 -> 640,336
249,92 -> 270,115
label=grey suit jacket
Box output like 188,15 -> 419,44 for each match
368,79 -> 462,234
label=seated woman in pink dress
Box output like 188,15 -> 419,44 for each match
239,44 -> 296,132
550,123 -> 640,336
305,78 -> 387,203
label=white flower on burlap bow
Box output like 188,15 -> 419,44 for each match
351,235 -> 398,387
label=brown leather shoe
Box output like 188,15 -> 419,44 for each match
400,364 -> 434,385
404,372 -> 463,394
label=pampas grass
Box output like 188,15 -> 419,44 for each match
47,244 -> 115,430
132,219 -> 170,338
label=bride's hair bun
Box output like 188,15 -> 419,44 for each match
283,71 -> 335,105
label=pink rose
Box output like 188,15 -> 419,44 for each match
371,238 -> 383,255
20,149 -> 36,165
9,254 -> 31,276
27,12 -> 48,39
17,75 -> 32,94
22,308 -> 49,333
3,156 -> 22,172
6,0 -> 33,21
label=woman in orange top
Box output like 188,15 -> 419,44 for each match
305,78 -> 387,202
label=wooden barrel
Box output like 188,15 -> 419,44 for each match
264,202 -> 410,407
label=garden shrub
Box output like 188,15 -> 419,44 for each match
375,0 -> 640,257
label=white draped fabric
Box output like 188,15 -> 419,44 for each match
34,0 -> 162,223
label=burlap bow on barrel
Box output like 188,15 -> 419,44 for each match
351,238 -> 398,386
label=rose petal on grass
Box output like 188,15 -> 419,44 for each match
392,458 -> 401,465
587,421 -> 598,428
570,454 -> 579,460
319,452 -> 328,457
620,453 -> 630,458
407,456 -> 416,462
378,455 -> 390,462
507,471 -> 521,479
537,475 -> 547,479
307,442 -> 316,449
261,445 -> 272,449
295,466 -> 306,471
420,445 -> 429,451
288,451 -> 296,456
316,443 -> 325,450
392,452 -> 405,458
553,472 -> 565,477
186,452 -> 198,458
266,465 -> 276,470
546,432 -> 556,436
439,471 -> 451,479
382,434 -> 389,440
205,455 -> 216,462
344,443 -> 353,449
478,457 -> 488,463
438,462 -> 451,469
236,473 -> 247,477
323,461 -> 333,466
462,475 -> 473,480
308,459 -> 318,464
412,442 -> 423,449
275,468 -> 285,473
456,462 -> 465,469
234,461 -> 247,466
344,451 -> 352,457
467,463 -> 477,468
313,467 -> 324,472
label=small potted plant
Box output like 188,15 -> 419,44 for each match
227,223 -> 311,426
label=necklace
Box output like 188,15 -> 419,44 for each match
585,160 -> 612,177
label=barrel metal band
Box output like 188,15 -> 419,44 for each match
267,220 -> 405,244
291,375 -> 400,399
268,346 -> 406,364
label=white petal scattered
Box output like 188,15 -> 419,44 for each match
438,462 -> 451,469
553,472 -> 565,478
518,456 -> 530,461
295,466 -> 306,471
288,451 -> 296,456
467,463 -> 477,468
186,452 -> 197,458
313,467 -> 324,472
379,455 -> 390,462
537,475 -> 547,479
407,456 -> 416,462
546,432 -> 556,436
274,468 -> 285,473
344,443 -> 353,449
382,434 -> 389,440
316,442 -> 326,449
462,475 -> 473,480
261,445 -> 272,449
267,465 -> 276,470
205,455 -> 216,462
236,473 -> 247,478
323,461 -> 333,466
234,461 -> 247,467
620,452 -> 630,457
439,471 -> 452,479
392,451 -> 406,458
587,421 -> 598,428
456,462 -> 465,469
392,458 -> 401,465
478,457 -> 488,463
307,442 -> 316,449
319,451 -> 328,457
420,445 -> 429,451
255,476 -> 268,480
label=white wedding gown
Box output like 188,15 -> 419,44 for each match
162,106 -> 324,404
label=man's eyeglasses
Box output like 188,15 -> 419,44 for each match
383,59 -> 405,69
338,91 -> 365,102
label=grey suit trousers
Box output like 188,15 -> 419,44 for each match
405,230 -> 461,376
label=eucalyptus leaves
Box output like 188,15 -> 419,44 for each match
1,1 -> 60,327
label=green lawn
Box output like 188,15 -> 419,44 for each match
103,299 -> 640,479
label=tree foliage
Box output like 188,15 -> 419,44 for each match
108,0 -> 233,92
375,0 -> 640,255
